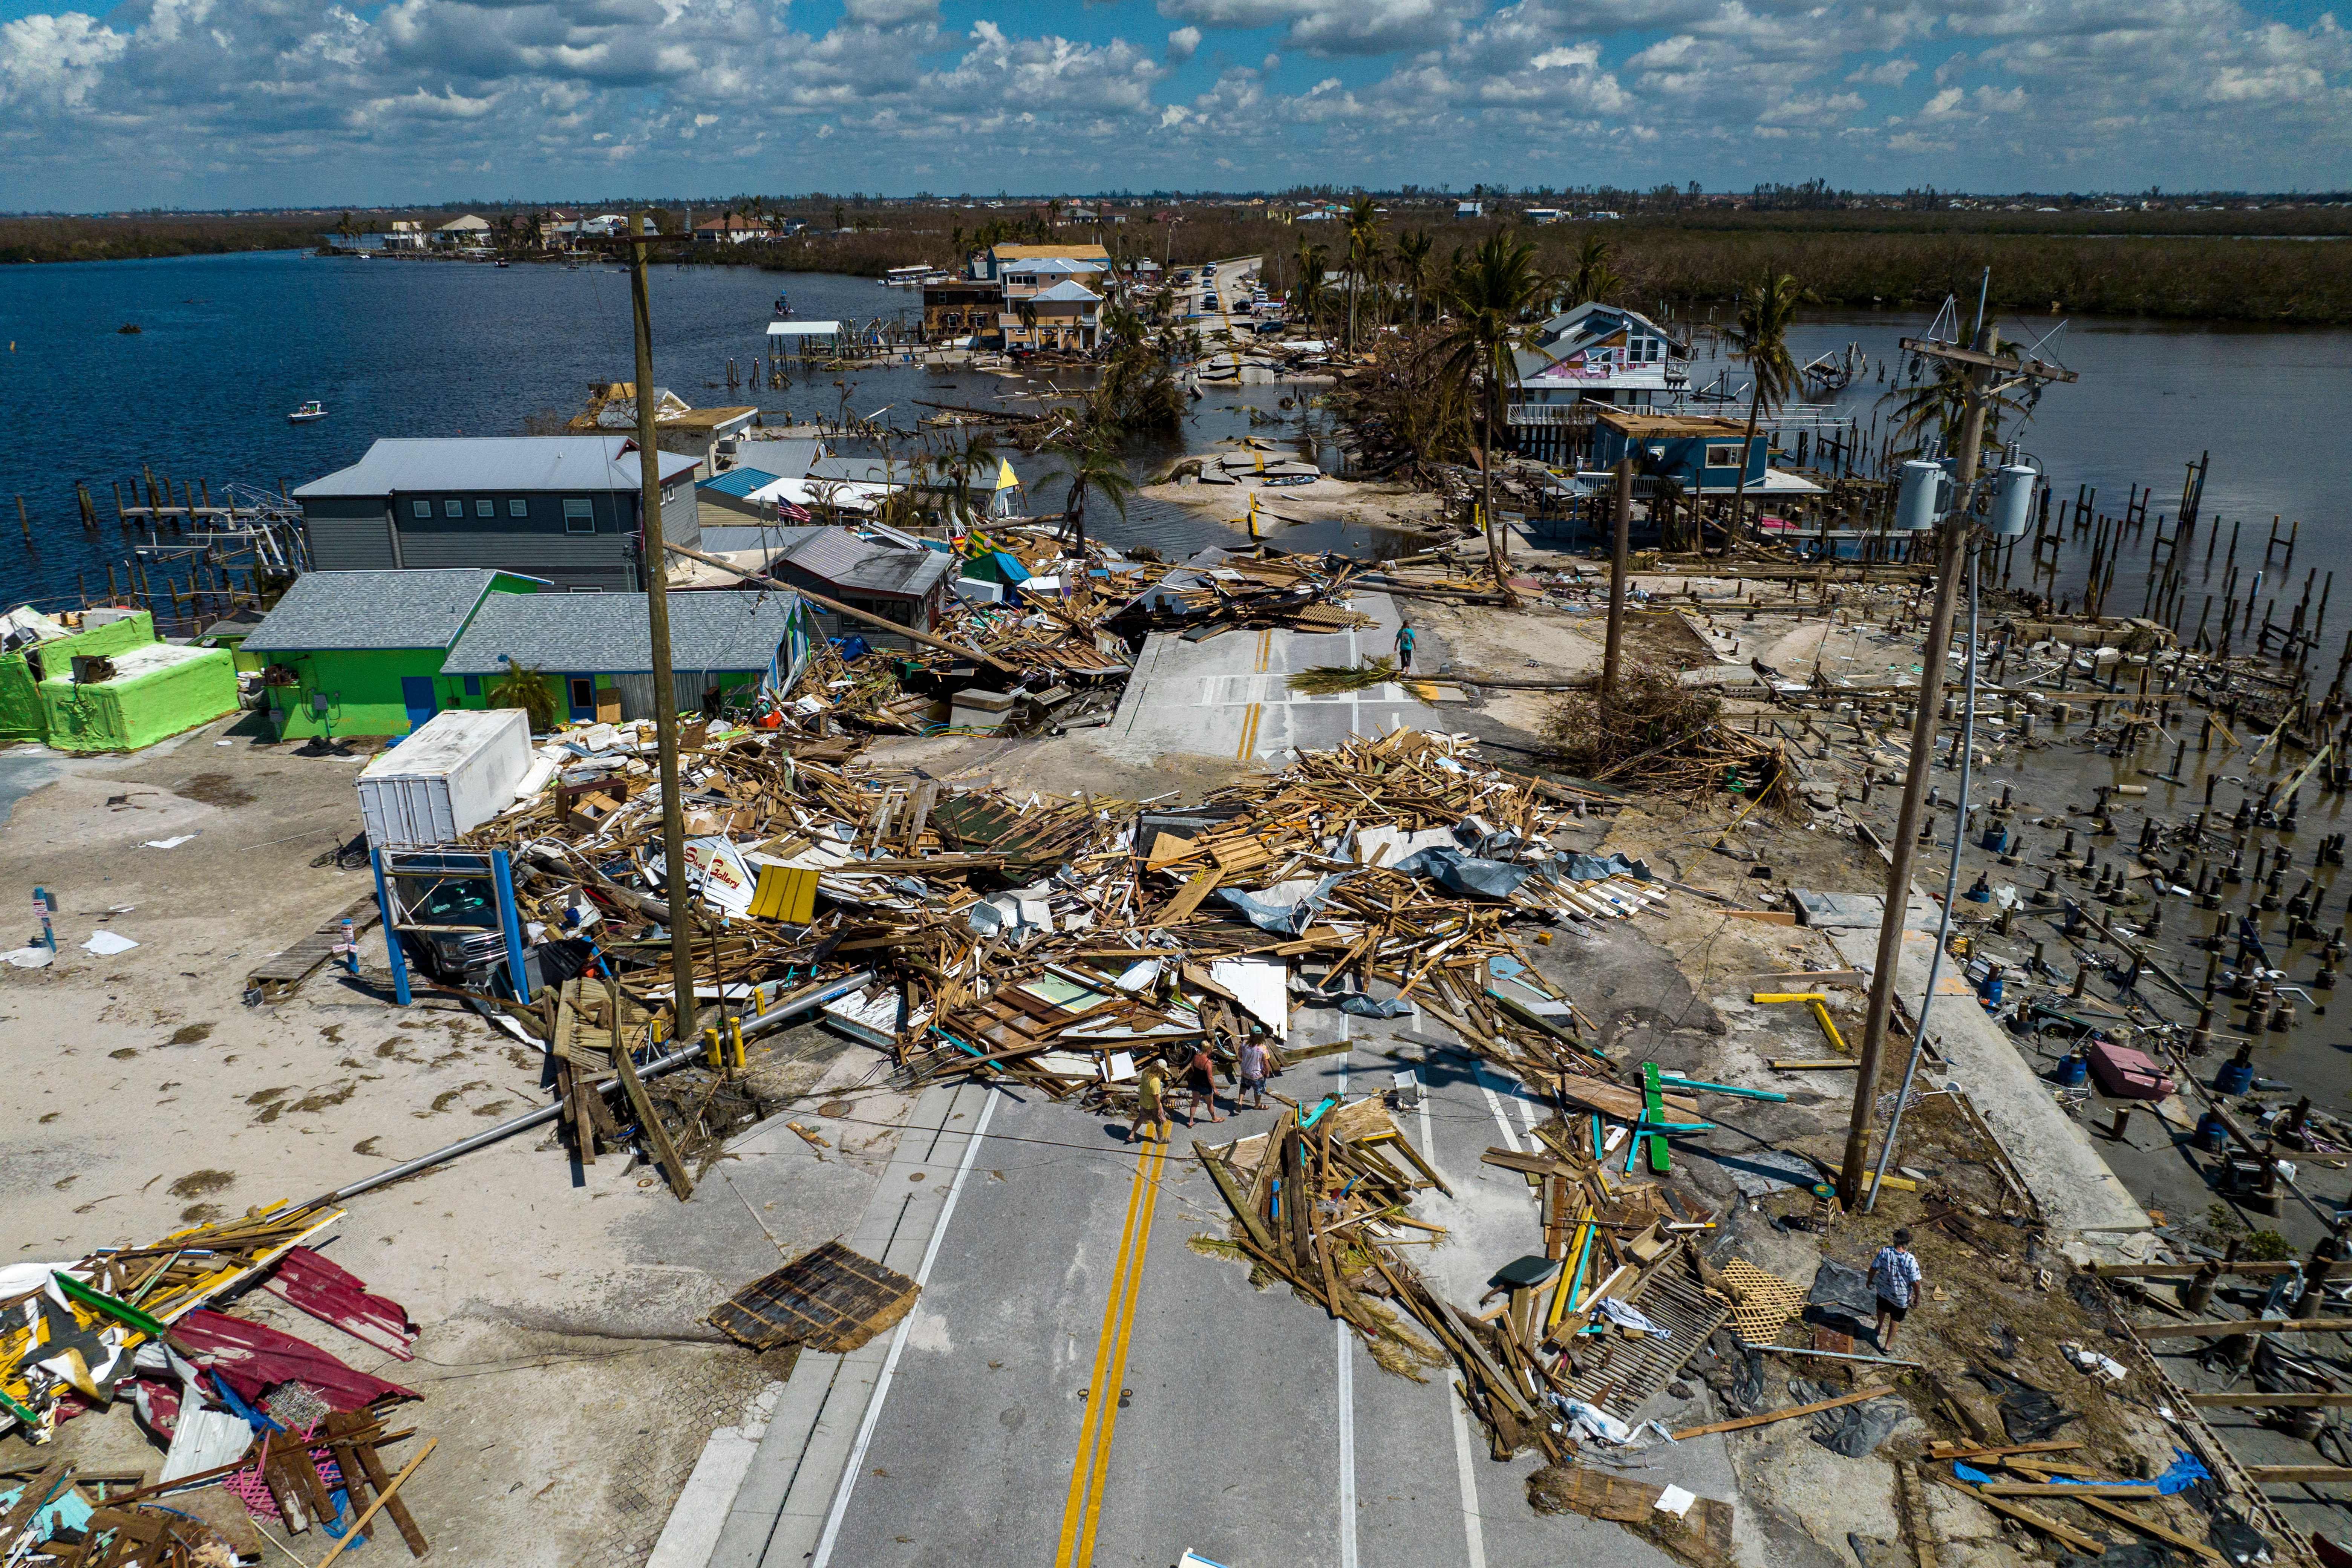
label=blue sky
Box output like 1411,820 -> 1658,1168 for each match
2,0 -> 2347,210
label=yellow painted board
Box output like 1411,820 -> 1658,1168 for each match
750,863 -> 819,923
1753,992 -> 1830,1004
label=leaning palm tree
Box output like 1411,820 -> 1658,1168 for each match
1723,271 -> 1804,551
1294,241 -> 1331,332
1049,432 -> 1136,557
942,429 -> 1000,533
1343,196 -> 1383,353
1437,232 -> 1545,592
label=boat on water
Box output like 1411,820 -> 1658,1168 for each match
288,401 -> 328,424
880,264 -> 937,288
773,292 -> 792,317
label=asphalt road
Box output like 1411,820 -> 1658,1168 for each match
738,995 -> 1738,1568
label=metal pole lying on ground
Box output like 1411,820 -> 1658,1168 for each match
631,210 -> 700,1046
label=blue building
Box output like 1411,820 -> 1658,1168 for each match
1588,411 -> 1771,493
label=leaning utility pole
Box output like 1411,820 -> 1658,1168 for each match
629,211 -> 699,1044
1602,455 -> 1634,698
1836,319 -> 2077,1207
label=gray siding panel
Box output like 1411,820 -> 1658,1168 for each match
304,505 -> 397,571
661,484 -> 700,553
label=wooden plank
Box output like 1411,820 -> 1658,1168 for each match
2067,1495 -> 2225,1562
1770,1059 -> 1859,1071
315,1439 -> 435,1568
615,1046 -> 694,1200
2089,1262 -> 2299,1280
2243,1465 -> 2352,1484
2140,1317 -> 2352,1338
2184,1391 -> 2352,1409
1927,1473 -> 2107,1555
1926,1441 -> 2085,1461
1154,867 -> 1224,926
1980,1482 -> 2193,1499
1669,1383 -> 1895,1440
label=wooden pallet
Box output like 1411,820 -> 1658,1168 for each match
709,1240 -> 919,1354
247,893 -> 382,1000
1560,1266 -> 1732,1418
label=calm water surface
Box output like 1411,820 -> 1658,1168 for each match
1,252 -> 2345,614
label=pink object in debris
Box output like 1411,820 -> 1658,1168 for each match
262,1247 -> 418,1361
2088,1040 -> 2175,1100
167,1310 -> 415,1413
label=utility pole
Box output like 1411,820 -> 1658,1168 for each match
629,211 -> 698,1045
1603,455 -> 1633,698
1837,318 -> 2077,1207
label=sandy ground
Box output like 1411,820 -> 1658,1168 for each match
0,715 -> 913,1568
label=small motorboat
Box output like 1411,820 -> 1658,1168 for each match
287,401 -> 328,424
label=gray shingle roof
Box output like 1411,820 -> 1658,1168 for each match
294,437 -> 699,499
699,524 -> 826,557
242,570 -> 526,653
440,588 -> 802,676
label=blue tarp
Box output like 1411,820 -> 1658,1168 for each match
1954,1448 -> 2208,1496
1216,871 -> 1356,935
1390,847 -> 1534,900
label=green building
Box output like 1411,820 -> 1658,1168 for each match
0,611 -> 162,744
40,640 -> 242,754
240,568 -> 544,740
0,609 -> 242,753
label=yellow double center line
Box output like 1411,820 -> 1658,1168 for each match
1236,628 -> 1273,760
1054,1134 -> 1167,1566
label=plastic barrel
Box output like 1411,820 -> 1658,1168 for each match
2056,1053 -> 2089,1087
2216,1058 -> 2256,1095
2194,1110 -> 2232,1152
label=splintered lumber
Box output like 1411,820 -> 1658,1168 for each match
1669,1383 -> 1895,1440
1926,1441 -> 2084,1462
1556,1070 -> 1701,1122
2183,1391 -> 2352,1408
665,538 -> 1018,673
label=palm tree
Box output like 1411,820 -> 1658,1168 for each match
1437,231 -> 1545,591
1723,271 -> 1804,551
941,429 -> 1000,533
1294,241 -> 1330,332
1394,230 -> 1433,325
1049,432 -> 1136,556
1343,196 -> 1383,353
1015,294 -> 1040,348
1882,335 -> 2024,462
1567,233 -> 1624,307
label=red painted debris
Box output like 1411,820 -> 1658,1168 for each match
262,1247 -> 418,1361
167,1309 -> 416,1413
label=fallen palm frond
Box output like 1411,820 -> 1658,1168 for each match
1289,657 -> 1398,695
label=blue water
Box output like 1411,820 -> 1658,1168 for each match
1,250 -> 2346,617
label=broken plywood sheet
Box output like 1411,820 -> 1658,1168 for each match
1525,1464 -> 1735,1568
709,1240 -> 919,1354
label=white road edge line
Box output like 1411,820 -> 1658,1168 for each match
808,1086 -> 1001,1568
1470,1057 -> 1522,1155
1448,1388 -> 1491,1568
1334,1039 -> 1358,1568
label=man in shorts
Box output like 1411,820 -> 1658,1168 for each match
1869,1229 -> 1922,1352
1237,1035 -> 1271,1110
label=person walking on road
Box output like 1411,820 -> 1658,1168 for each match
1237,1035 -> 1271,1110
1393,620 -> 1416,674
1869,1230 -> 1923,1352
1126,1057 -> 1170,1144
1183,1042 -> 1223,1126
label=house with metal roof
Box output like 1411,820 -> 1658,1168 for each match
295,436 -> 701,593
440,588 -> 815,724
240,567 -> 544,739
1506,303 -> 1694,464
1002,278 -> 1104,353
742,527 -> 954,645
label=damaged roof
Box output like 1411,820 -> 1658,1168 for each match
294,437 -> 699,499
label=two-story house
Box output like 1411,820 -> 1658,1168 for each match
998,257 -> 1108,352
294,436 -> 702,593
1507,303 -> 1693,464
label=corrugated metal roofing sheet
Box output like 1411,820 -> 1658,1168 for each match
699,467 -> 784,499
293,437 -> 698,499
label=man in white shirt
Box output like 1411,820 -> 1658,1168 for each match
1869,1230 -> 1923,1352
